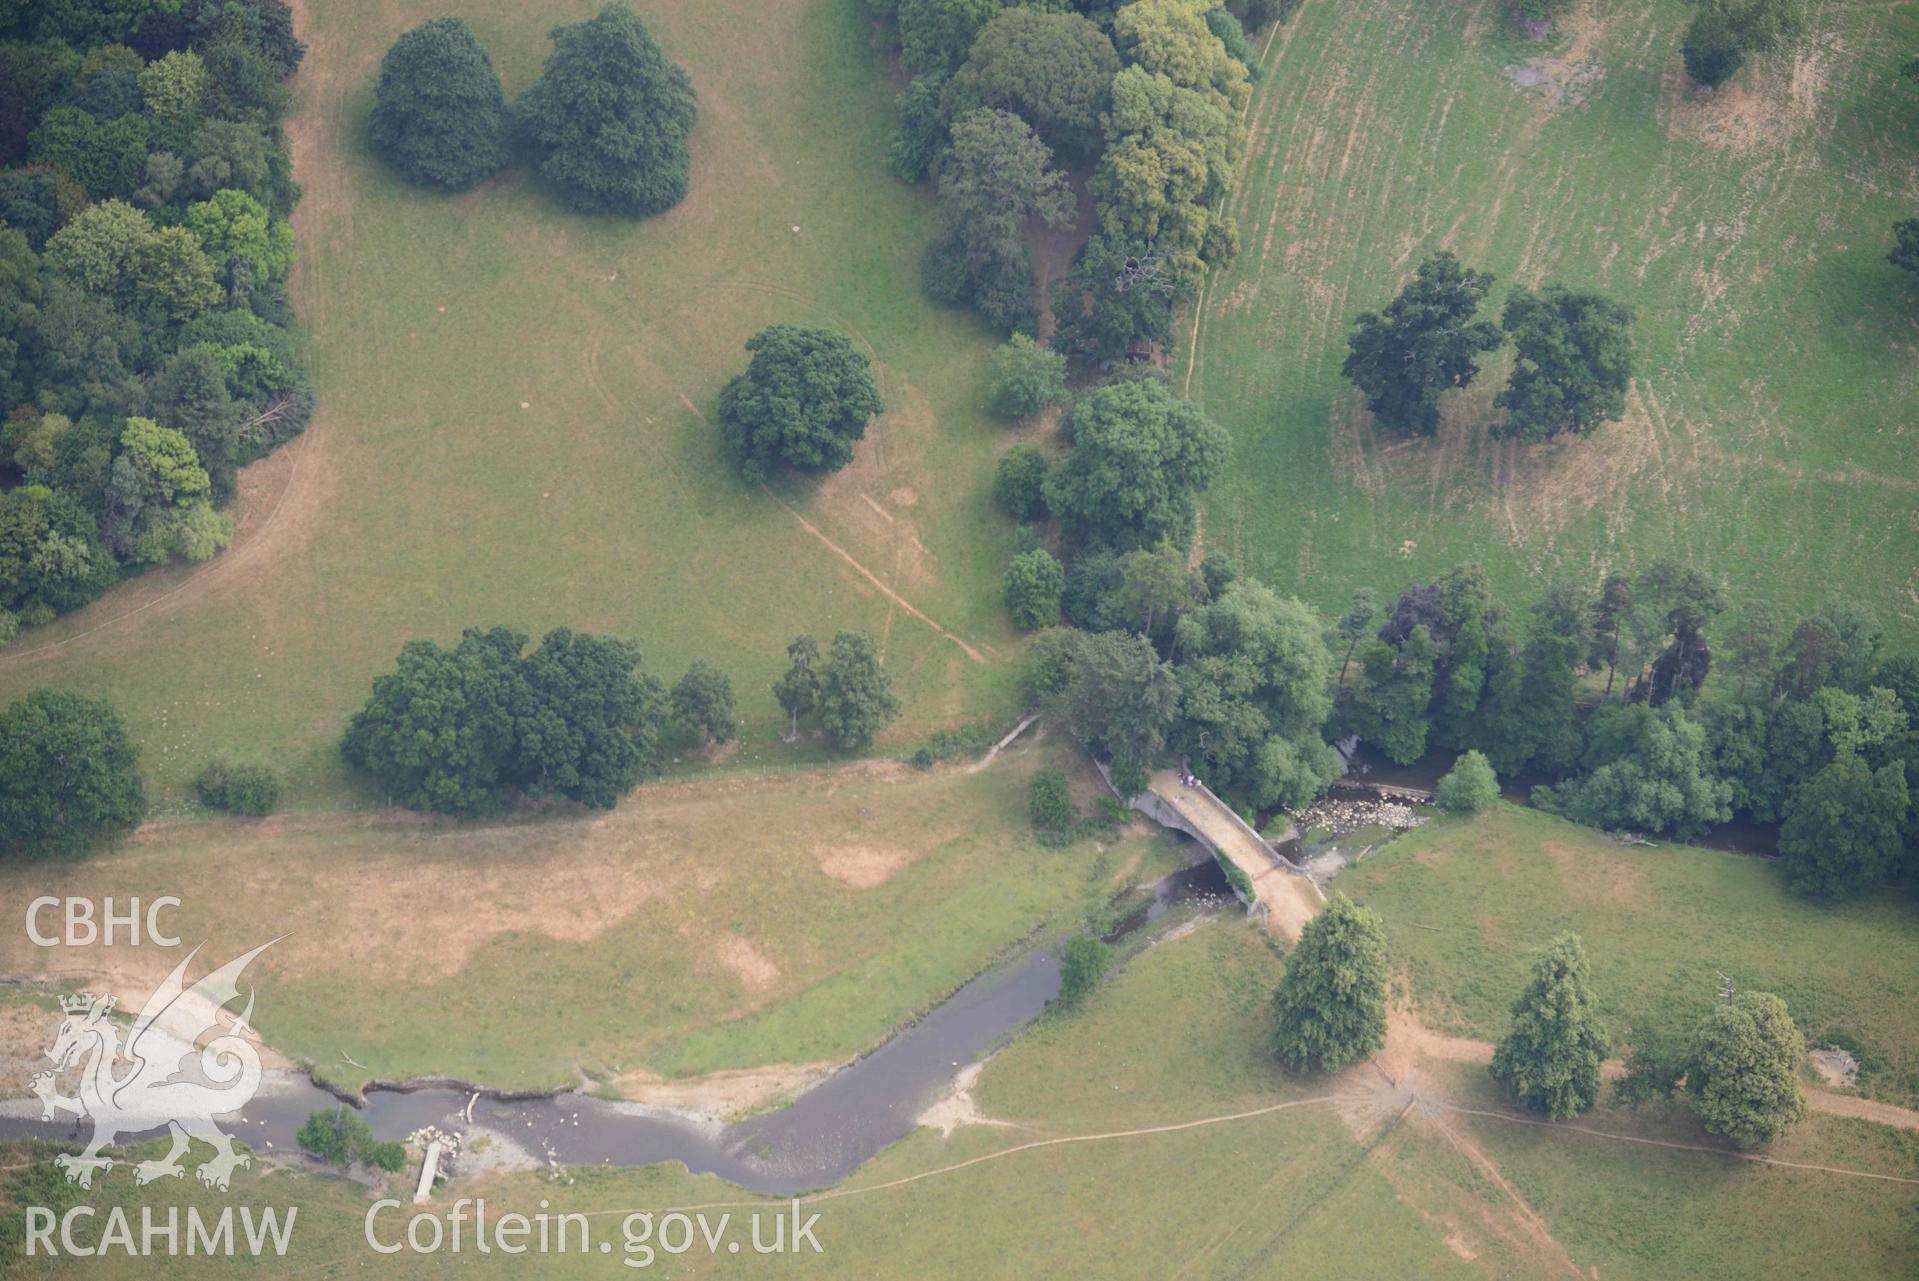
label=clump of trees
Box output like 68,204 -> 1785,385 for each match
716,325 -> 883,482
772,630 -> 901,750
297,1107 -> 407,1172
1271,893 -> 1389,1072
0,688 -> 147,858
1042,377 -> 1228,552
0,0 -> 315,640
1342,253 -> 1634,441
670,661 -> 736,750
341,626 -> 667,816
367,17 -> 511,191
883,0 -> 1258,339
517,2 -> 696,217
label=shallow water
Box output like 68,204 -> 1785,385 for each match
0,858 -> 1229,1195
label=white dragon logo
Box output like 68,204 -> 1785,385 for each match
31,939 -> 279,1191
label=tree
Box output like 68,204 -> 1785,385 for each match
1043,378 -> 1228,551
716,325 -> 883,482
1041,627 -> 1180,771
1271,894 -> 1389,1073
1003,548 -> 1065,630
137,49 -> 209,132
1092,62 -> 1243,280
897,0 -> 1002,75
1056,935 -> 1111,1008
340,627 -> 527,815
1779,755 -> 1908,897
1892,218 -> 1919,282
1342,252 -> 1502,436
1536,703 -> 1732,839
1028,765 -> 1074,832
816,630 -> 900,750
1344,626 -> 1437,766
943,7 -> 1119,163
1591,572 -> 1632,697
985,333 -> 1068,420
512,628 -> 666,808
670,661 -> 736,748
992,444 -> 1050,520
922,108 -> 1073,330
1718,599 -> 1781,699
1681,0 -> 1806,89
1689,991 -> 1806,1148
194,758 -> 280,815
1436,750 -> 1499,814
1335,588 -> 1378,687
888,66 -> 951,183
368,17 -> 511,191
1171,580 -> 1340,809
148,346 -> 243,494
773,634 -> 821,740
1490,934 -> 1608,1118
183,187 -> 291,283
0,690 -> 147,858
1475,631 -> 1581,777
1496,286 -> 1633,442
517,1 -> 696,217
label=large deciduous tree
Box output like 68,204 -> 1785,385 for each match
1039,627 -> 1180,773
1536,703 -> 1733,839
1042,377 -> 1228,551
1495,285 -> 1633,442
1271,894 -> 1389,1073
670,661 -> 736,748
1779,754 -> 1908,897
1003,548 -> 1066,630
517,1 -> 696,217
0,689 -> 148,858
816,630 -> 901,750
1681,0 -> 1806,89
1688,991 -> 1806,1148
897,0 -> 1003,76
1490,933 -> 1609,1118
1171,580 -> 1339,808
716,325 -> 883,482
368,17 -> 512,192
1344,625 -> 1437,765
943,7 -> 1119,164
1342,252 -> 1502,436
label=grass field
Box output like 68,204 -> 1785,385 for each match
0,738 -> 1170,1092
1342,805 -> 1919,1105
0,0 -> 1028,807
9,920 -> 1913,1279
1190,0 -> 1919,629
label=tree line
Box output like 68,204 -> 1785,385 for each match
0,0 -> 314,643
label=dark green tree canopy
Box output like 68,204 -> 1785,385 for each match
1271,894 -> 1390,1073
1004,547 -> 1066,630
815,630 -> 901,750
1043,377 -> 1229,551
368,17 -> 512,192
0,688 -> 148,858
1689,990 -> 1806,1148
1495,285 -> 1633,442
1536,703 -> 1732,840
1039,626 -> 1180,771
1682,0 -> 1806,88
1051,233 -> 1191,367
943,7 -> 1120,164
1490,933 -> 1609,1119
1343,624 -> 1437,766
992,442 -> 1050,520
1779,754 -> 1908,898
341,626 -> 665,815
670,660 -> 737,748
897,0 -> 1003,75
921,107 -> 1073,331
985,332 -> 1068,421
1892,218 -> 1919,282
716,325 -> 883,482
517,1 -> 696,217
1342,251 -> 1502,436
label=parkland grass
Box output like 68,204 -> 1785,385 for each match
1190,0 -> 1919,630
0,0 -> 1030,807
11,921 -> 1913,1279
1342,805 -> 1919,1105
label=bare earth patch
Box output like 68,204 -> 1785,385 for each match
709,935 -> 781,991
815,844 -> 914,889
